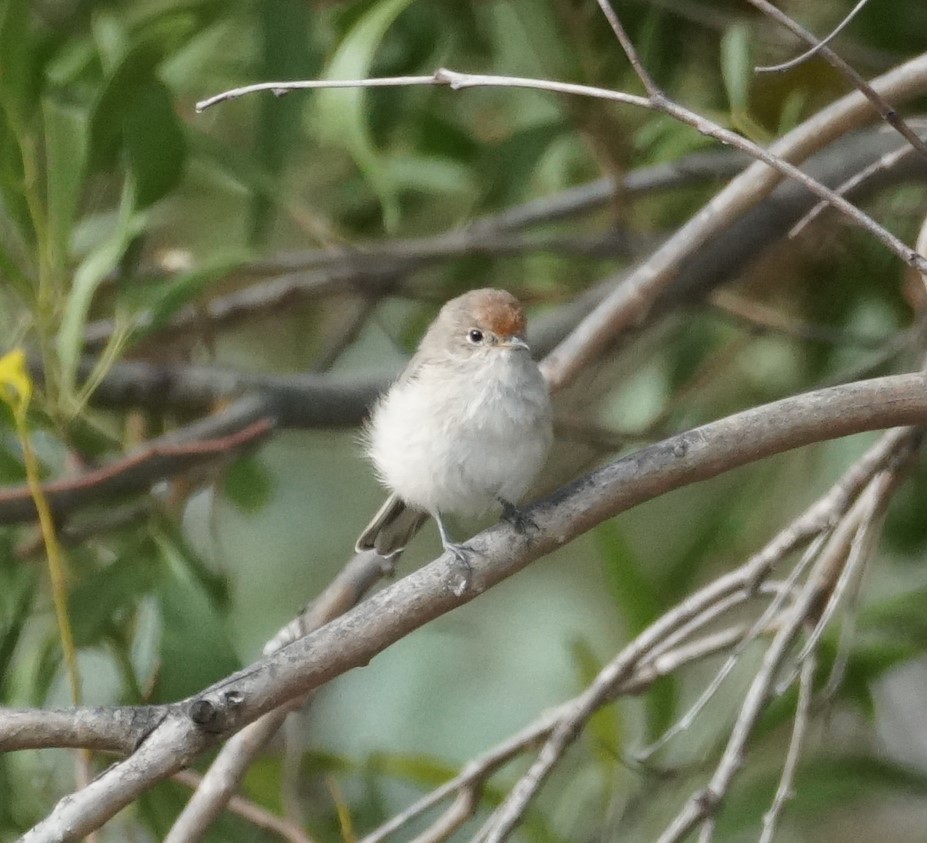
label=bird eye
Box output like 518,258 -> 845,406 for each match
467,329 -> 484,344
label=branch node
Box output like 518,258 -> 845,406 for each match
189,699 -> 219,730
694,786 -> 721,815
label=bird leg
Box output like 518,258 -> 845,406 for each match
434,513 -> 471,565
498,497 -> 538,535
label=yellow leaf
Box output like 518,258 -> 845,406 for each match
0,348 -> 33,417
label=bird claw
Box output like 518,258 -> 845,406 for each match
444,542 -> 473,597
499,498 -> 538,535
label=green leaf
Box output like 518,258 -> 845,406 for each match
122,79 -> 186,208
570,638 -> 623,773
88,34 -> 170,172
368,751 -> 459,787
387,154 -> 473,197
91,10 -> 130,73
222,455 -> 273,514
314,0 -> 416,231
68,552 -> 161,648
0,560 -> 37,697
43,96 -> 89,278
249,0 -> 318,244
188,132 -> 307,218
481,122 -> 563,210
0,0 -> 38,271
0,116 -> 29,249
720,24 -> 771,142
57,179 -> 143,398
0,440 -> 26,484
0,229 -> 32,300
862,587 -> 927,643
595,522 -> 660,633
151,532 -> 239,702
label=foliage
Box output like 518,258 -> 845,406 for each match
2,0 -> 927,840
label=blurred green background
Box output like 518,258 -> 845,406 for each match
3,0 -> 927,840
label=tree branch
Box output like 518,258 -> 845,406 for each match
0,395 -> 274,526
16,374 -> 927,841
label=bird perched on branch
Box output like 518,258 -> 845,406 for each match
356,288 -> 553,562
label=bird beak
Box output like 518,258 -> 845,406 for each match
501,336 -> 530,352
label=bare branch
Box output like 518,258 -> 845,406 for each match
755,0 -> 872,73
199,61 -> 927,392
13,403 -> 922,840
0,396 -> 274,526
541,51 -> 927,388
658,455 -> 909,843
173,770 -> 317,843
463,426 -> 918,842
196,75 -> 440,112
595,0 -> 662,96
634,532 -> 826,762
363,623 -> 758,843
163,550 -> 392,843
0,706 -> 167,754
14,378 -> 927,840
758,653 -> 817,843
746,1 -> 927,164
82,149 -> 748,351
57,357 -> 381,427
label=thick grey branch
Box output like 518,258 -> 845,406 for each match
542,51 -> 927,389
0,706 -> 167,754
18,373 -> 927,842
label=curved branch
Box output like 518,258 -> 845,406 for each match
83,150 -> 748,351
0,395 -> 275,526
55,358 -> 382,426
19,373 -> 927,842
542,51 -> 927,389
747,0 -> 927,164
1,361 -> 385,527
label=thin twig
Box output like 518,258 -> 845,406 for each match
790,143 -> 915,238
657,455 -> 910,843
758,652 -> 817,843
361,624 -> 755,843
81,149 -> 747,350
755,0 -> 871,73
199,67 -> 927,302
635,531 -> 826,761
17,388 -> 926,842
595,0 -> 662,96
196,75 -> 439,112
173,769 -> 317,843
163,550 -> 392,843
471,426 -> 917,843
0,396 -> 275,526
198,60 -> 927,390
745,0 -> 927,162
709,290 -> 887,348
773,476 -> 886,693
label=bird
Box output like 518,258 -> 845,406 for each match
356,288 -> 553,563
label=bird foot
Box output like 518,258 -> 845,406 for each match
444,541 -> 473,597
499,498 -> 539,536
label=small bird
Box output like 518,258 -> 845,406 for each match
356,288 -> 553,561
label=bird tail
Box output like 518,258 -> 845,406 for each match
355,493 -> 428,557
